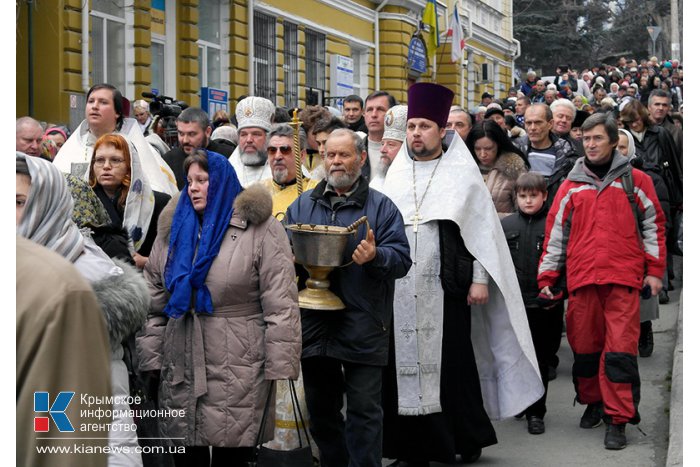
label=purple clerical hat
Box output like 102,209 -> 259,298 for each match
407,82 -> 455,128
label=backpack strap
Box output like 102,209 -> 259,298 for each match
621,166 -> 644,248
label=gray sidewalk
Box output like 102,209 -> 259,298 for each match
666,292 -> 682,466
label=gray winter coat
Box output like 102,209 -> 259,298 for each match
136,184 -> 301,447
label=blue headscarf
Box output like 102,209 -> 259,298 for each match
163,150 -> 242,318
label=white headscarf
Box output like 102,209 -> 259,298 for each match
618,128 -> 636,158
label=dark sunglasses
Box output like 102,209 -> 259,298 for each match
267,145 -> 293,155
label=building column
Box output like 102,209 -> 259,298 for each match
177,0 -> 199,106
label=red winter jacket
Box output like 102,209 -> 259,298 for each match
538,152 -> 666,292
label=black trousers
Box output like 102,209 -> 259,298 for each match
525,302 -> 565,418
302,356 -> 383,467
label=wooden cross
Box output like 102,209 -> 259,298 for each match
409,212 -> 422,233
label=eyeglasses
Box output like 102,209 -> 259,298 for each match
94,157 -> 125,167
267,145 -> 293,156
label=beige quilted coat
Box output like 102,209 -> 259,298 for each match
136,184 -> 301,447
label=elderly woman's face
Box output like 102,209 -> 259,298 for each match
94,144 -> 128,195
46,132 -> 66,149
134,107 -> 150,125
86,89 -> 119,132
187,163 -> 209,214
16,173 -> 31,226
617,133 -> 630,157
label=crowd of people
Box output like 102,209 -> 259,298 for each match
17,52 -> 681,467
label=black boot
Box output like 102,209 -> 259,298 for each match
659,289 -> 670,304
639,320 -> 654,357
604,423 -> 627,450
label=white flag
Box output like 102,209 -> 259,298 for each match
448,2 -> 465,63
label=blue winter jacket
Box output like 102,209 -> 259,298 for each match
285,177 -> 411,366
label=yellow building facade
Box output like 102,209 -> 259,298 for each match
16,0 -> 519,126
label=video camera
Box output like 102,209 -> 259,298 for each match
141,92 -> 189,148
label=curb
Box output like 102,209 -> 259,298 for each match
666,291 -> 682,466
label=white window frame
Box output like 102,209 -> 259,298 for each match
197,0 -> 229,90
162,0 -> 177,97
151,35 -> 166,94
351,47 -> 369,98
90,8 -> 134,98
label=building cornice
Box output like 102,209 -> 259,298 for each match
255,1 -> 376,48
317,0 -> 375,23
378,11 -> 420,25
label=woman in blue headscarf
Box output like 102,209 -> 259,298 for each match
136,149 -> 301,467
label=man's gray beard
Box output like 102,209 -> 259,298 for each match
272,167 -> 289,184
240,149 -> 267,167
326,168 -> 360,190
376,157 -> 390,177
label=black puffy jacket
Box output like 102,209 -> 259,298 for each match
501,206 -> 550,307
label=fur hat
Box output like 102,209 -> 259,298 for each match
235,96 -> 275,132
382,105 -> 408,141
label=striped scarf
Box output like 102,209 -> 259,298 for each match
17,152 -> 85,263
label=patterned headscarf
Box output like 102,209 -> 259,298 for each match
16,152 -> 85,263
63,173 -> 111,229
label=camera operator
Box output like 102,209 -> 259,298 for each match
163,107 -> 235,190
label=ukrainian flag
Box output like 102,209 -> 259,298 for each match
422,0 -> 439,57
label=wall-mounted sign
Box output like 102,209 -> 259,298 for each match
200,87 -> 228,118
330,54 -> 354,110
408,35 -> 428,76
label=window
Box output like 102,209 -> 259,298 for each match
198,0 -> 227,89
482,62 -> 490,82
90,1 -> 126,92
151,41 -> 165,94
305,29 -> 326,91
283,22 -> 299,107
254,11 -> 277,101
352,48 -> 369,97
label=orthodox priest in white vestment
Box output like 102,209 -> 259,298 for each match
379,82 -> 544,464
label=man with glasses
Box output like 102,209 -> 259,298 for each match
285,128 -> 411,467
262,123 -> 319,216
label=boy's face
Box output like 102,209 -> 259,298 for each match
517,189 -> 547,215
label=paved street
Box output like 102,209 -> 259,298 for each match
383,258 -> 682,467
